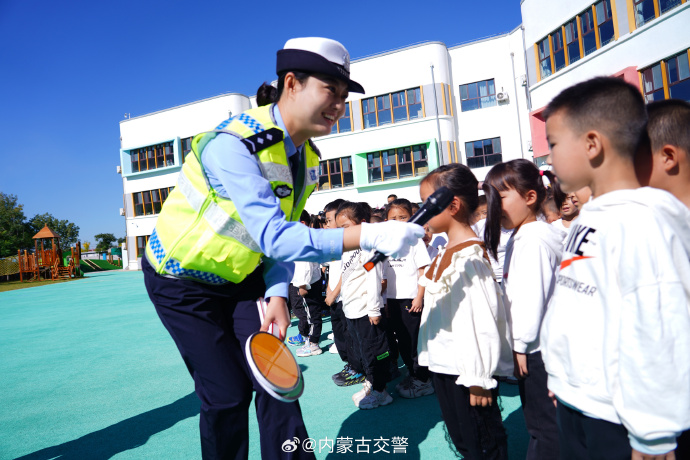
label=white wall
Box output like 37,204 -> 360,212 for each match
449,28 -> 533,181
119,93 -> 251,150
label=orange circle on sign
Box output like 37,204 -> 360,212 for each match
248,332 -> 300,391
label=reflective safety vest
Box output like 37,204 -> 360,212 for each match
145,105 -> 320,284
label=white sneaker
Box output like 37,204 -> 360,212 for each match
352,380 -> 373,406
296,342 -> 323,357
358,389 -> 393,410
327,332 -> 334,340
398,378 -> 434,399
329,343 -> 338,354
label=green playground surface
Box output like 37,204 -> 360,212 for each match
0,270 -> 529,459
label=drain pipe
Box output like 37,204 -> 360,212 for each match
430,64 -> 444,164
510,51 -> 526,160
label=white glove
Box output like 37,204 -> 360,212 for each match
359,221 -> 424,258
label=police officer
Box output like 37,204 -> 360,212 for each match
142,37 -> 424,460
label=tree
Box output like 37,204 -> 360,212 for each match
83,241 -> 91,251
0,192 -> 33,257
117,236 -> 126,245
28,213 -> 80,248
94,233 -> 117,252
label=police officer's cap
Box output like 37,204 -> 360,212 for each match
277,37 -> 365,94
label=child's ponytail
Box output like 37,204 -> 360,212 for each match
483,180 -> 504,260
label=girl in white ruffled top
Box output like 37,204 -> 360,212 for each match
417,164 -> 513,460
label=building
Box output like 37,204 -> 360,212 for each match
118,1 -> 690,270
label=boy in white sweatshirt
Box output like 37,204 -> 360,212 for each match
542,77 -> 690,459
336,201 -> 392,410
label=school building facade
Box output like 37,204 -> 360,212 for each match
117,0 -> 690,270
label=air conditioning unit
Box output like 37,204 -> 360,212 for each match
496,91 -> 509,102
119,208 -> 125,216
116,165 -> 122,174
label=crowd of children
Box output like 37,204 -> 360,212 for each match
283,78 -> 690,460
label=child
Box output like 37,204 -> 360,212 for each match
323,199 -> 365,386
337,201 -> 392,409
384,198 -> 433,398
541,77 -> 690,459
551,190 -> 578,239
418,163 -> 513,459
483,159 -> 563,460
471,194 -> 488,225
288,211 -> 325,357
541,193 -> 561,223
637,99 -> 690,208
422,224 -> 439,260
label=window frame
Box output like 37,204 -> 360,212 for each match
316,156 -> 354,191
464,137 -> 503,169
330,102 -> 352,134
639,49 -> 690,103
459,79 -> 497,112
629,0 -> 685,30
132,187 -> 173,217
364,144 -> 429,183
129,140 -> 175,172
535,0 -> 623,81
360,87 -> 424,129
136,235 -> 150,258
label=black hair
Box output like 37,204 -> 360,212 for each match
310,214 -> 322,229
299,209 -> 311,226
324,198 -> 346,214
256,82 -> 277,107
552,179 -> 568,209
385,198 -> 413,219
477,194 -> 487,207
543,77 -> 647,161
647,99 -> 690,155
336,201 -> 371,225
482,159 -> 557,259
421,163 -> 479,225
276,71 -> 310,101
387,194 -> 398,200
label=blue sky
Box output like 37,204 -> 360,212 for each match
0,0 -> 522,244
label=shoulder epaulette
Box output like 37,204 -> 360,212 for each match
240,128 -> 284,155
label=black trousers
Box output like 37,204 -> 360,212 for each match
432,372 -> 508,460
330,300 -> 349,363
518,351 -> 560,460
557,403 -> 631,460
143,256 -> 314,460
346,315 -> 390,392
387,298 -> 429,381
288,285 -> 322,343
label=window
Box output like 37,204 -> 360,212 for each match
465,138 -> 502,169
537,37 -> 552,80
666,52 -> 690,101
366,144 -> 428,183
596,0 -> 615,47
129,141 -> 175,172
180,136 -> 193,164
565,18 -> 581,64
460,79 -> 497,112
536,1 -> 623,80
641,50 -> 690,104
362,97 -> 377,129
330,102 -> 352,134
136,235 -> 150,258
633,0 -> 683,28
642,64 -> 665,102
377,95 -> 392,126
552,29 -> 566,72
580,8 -> 597,56
132,187 -> 173,217
317,157 -> 353,190
361,87 -> 423,128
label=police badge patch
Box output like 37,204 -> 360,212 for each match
274,184 -> 292,198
